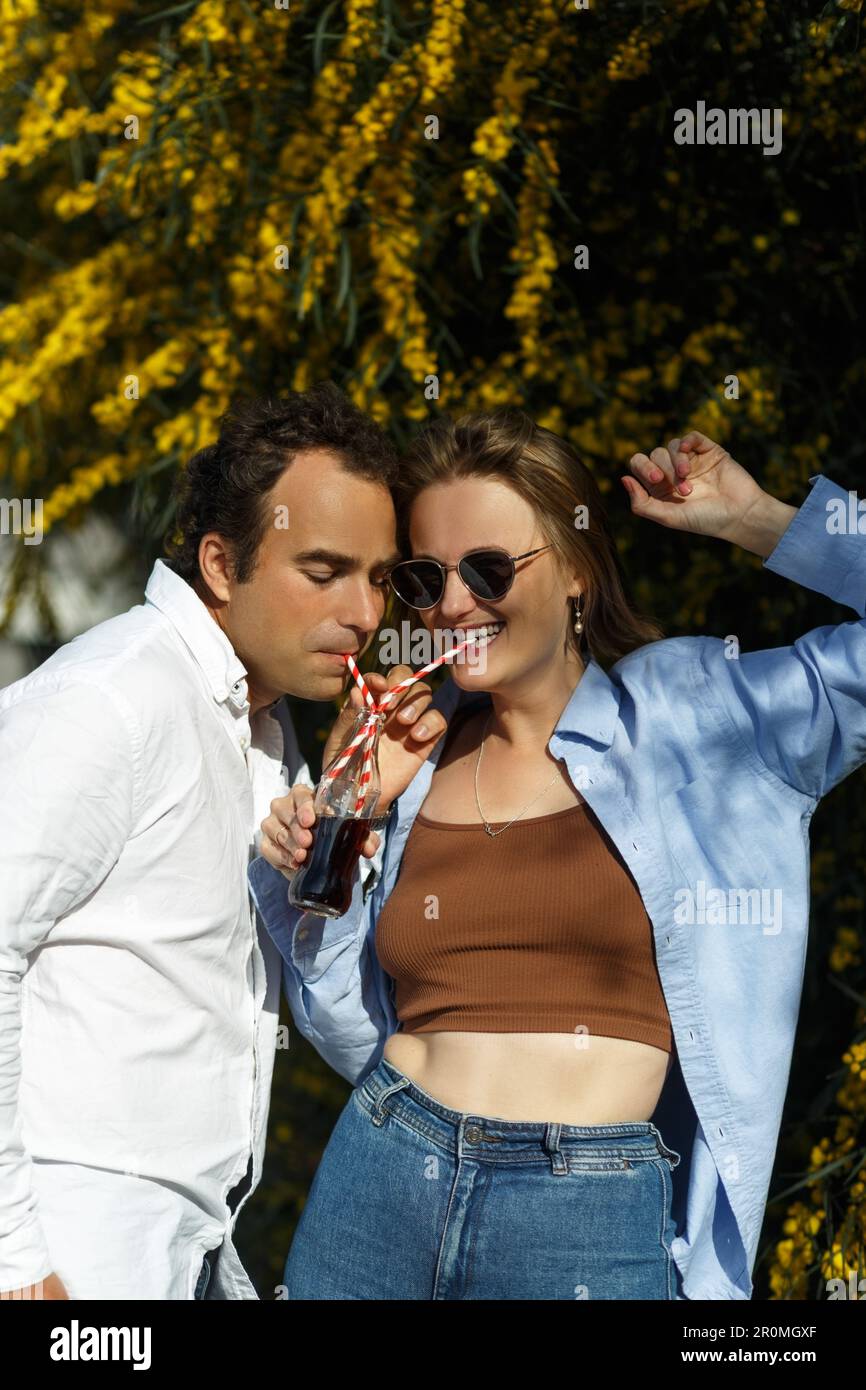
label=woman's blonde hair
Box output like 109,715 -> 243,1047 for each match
391,408 -> 665,670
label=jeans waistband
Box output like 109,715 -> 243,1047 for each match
359,1056 -> 681,1167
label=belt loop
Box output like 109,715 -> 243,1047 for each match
371,1074 -> 411,1127
543,1121 -> 569,1176
649,1122 -> 681,1168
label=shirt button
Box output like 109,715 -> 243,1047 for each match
240,735 -> 249,751
297,927 -> 309,941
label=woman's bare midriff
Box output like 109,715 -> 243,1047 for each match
380,705 -> 674,1125
383,1031 -> 673,1124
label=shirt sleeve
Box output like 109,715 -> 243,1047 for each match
696,474 -> 866,801
290,760 -> 312,791
0,679 -> 137,1293
248,820 -> 396,1087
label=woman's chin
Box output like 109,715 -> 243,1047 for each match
451,656 -> 496,687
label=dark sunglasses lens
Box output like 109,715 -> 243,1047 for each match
459,551 -> 514,600
389,561 -> 443,608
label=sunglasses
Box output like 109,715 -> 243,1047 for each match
385,545 -> 552,610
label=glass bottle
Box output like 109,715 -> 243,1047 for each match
288,708 -> 384,918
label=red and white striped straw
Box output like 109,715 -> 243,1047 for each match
325,637 -> 480,814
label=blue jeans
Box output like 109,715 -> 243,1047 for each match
194,1247 -> 218,1300
283,1056 -> 682,1300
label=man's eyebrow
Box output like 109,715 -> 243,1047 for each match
294,548 -> 403,569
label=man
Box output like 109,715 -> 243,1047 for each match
0,382 -> 446,1300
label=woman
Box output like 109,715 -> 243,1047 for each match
253,412 -> 865,1300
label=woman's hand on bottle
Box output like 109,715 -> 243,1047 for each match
260,784 -> 383,880
322,667 -> 449,808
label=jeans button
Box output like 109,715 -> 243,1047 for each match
465,1124 -> 482,1143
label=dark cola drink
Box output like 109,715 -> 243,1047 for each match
288,705 -> 384,919
288,813 -> 373,918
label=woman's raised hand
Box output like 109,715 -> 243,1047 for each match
622,431 -> 768,541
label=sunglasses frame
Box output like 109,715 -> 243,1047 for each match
385,545 -> 552,610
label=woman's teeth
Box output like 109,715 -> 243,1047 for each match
462,621 -> 506,648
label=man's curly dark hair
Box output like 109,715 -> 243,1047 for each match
164,381 -> 400,585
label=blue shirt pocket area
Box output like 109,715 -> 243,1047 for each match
659,776 -> 779,912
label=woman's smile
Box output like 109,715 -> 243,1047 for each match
455,619 -> 507,651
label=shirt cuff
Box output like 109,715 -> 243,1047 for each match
0,1224 -> 54,1297
248,854 -> 366,966
763,474 -> 865,613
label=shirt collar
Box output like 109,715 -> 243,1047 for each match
550,655 -> 621,747
145,559 -> 249,707
436,655 -> 621,749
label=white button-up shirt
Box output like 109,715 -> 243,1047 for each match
0,558 -> 311,1299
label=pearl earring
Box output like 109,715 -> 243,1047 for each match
573,594 -> 584,635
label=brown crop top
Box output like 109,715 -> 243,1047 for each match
375,708 -> 674,1053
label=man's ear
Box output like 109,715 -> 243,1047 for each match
198,533 -> 234,602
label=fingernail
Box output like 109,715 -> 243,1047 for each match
415,723 -> 428,737
650,468 -> 663,481
401,704 -> 417,719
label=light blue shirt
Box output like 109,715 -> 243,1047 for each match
249,473 -> 866,1301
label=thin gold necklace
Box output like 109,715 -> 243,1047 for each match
474,709 -> 562,837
